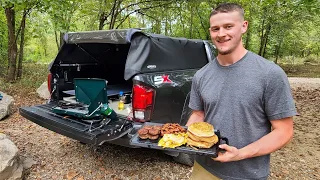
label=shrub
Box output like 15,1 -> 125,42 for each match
303,55 -> 319,65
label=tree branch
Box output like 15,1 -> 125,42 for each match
14,8 -> 31,45
136,11 -> 158,21
196,6 -> 209,39
115,1 -> 174,29
118,0 -> 152,13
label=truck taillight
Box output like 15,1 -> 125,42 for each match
47,73 -> 52,93
132,84 -> 154,122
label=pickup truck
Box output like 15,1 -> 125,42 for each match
19,29 -> 214,166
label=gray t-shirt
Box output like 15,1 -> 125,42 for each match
189,51 -> 297,179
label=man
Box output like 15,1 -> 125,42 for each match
187,3 -> 297,180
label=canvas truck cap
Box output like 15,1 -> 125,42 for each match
49,28 -> 212,80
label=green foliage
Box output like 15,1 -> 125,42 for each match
0,62 -> 48,93
303,55 -> 319,65
0,0 -> 319,76
24,11 -> 57,62
0,8 -> 8,68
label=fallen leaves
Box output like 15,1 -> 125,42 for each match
76,175 -> 84,180
65,170 -> 78,180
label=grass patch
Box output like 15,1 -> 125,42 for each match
275,55 -> 320,65
279,63 -> 320,78
0,63 -> 48,96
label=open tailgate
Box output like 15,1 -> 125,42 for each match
19,104 -> 133,145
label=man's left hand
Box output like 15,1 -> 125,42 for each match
212,144 -> 242,162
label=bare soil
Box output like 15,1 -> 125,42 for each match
0,78 -> 319,180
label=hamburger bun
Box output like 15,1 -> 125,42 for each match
188,122 -> 215,137
187,131 -> 218,144
186,137 -> 216,148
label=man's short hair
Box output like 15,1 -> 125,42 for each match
210,3 -> 244,19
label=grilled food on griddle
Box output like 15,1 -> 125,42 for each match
137,128 -> 149,139
160,123 -> 186,136
148,128 -> 160,139
148,128 -> 160,135
158,133 -> 187,148
186,122 -> 219,148
143,125 -> 153,130
138,125 -> 161,140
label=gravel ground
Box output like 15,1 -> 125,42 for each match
0,77 -> 319,180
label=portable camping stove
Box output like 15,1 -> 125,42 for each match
52,78 -> 118,121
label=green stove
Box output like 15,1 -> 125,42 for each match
52,78 -> 118,120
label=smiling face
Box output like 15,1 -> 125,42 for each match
209,11 -> 248,55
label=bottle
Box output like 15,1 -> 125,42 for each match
118,91 -> 125,110
100,104 -> 119,121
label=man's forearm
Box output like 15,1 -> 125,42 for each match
237,119 -> 293,160
185,110 -> 205,126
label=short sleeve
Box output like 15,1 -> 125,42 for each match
189,73 -> 204,111
264,65 -> 297,120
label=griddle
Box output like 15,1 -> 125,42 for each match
130,122 -> 229,157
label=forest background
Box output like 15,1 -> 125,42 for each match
0,0 -> 319,83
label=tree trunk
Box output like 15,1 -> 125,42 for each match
178,6 -> 186,37
164,15 -> 168,36
196,6 -> 209,40
274,36 -> 284,64
17,10 -> 27,79
154,21 -> 161,34
245,28 -> 251,50
99,15 -> 105,30
245,9 -> 252,49
262,24 -> 271,57
98,0 -> 107,30
109,0 -> 121,29
128,14 -> 131,28
60,32 -> 64,48
54,31 -> 59,50
189,5 -> 193,38
258,19 -> 265,56
259,22 -> 271,58
5,6 -> 17,82
274,45 -> 280,64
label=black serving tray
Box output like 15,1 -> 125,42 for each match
129,122 -> 229,157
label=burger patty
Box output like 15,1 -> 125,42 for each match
148,128 -> 160,136
143,125 -> 153,130
138,125 -> 162,139
138,128 -> 148,135
148,134 -> 159,140
139,134 -> 149,139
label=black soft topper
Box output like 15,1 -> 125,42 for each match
50,29 -> 212,80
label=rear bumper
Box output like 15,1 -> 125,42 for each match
19,104 -> 140,147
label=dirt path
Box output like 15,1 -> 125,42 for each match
0,78 -> 319,180
270,78 -> 320,179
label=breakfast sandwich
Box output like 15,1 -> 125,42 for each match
186,122 -> 219,148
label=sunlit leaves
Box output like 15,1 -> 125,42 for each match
0,0 -> 319,66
